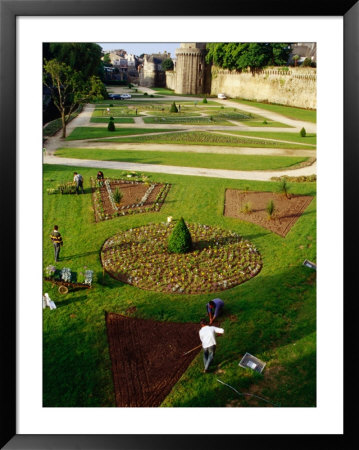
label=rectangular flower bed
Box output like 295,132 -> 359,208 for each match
90,176 -> 171,222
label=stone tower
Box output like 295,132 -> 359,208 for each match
174,43 -> 210,94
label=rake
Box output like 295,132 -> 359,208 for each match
182,344 -> 202,356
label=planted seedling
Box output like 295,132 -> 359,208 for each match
266,200 -> 275,220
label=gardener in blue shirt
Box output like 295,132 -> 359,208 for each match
206,298 -> 224,325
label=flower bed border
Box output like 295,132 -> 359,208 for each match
90,177 -> 171,222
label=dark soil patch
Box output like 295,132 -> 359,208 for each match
224,189 -> 314,237
105,313 -> 201,407
91,177 -> 170,222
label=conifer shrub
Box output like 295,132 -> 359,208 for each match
167,217 -> 192,254
202,97 -> 208,103
170,101 -> 178,113
300,127 -> 306,137
108,118 -> 115,131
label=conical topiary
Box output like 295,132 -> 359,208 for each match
108,118 -> 115,131
169,101 -> 178,113
167,217 -> 192,254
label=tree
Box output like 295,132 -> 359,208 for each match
103,53 -> 112,66
161,58 -> 174,71
43,59 -> 104,138
48,43 -> 104,79
205,43 -> 291,71
168,218 -> 193,254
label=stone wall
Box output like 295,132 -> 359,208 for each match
166,71 -> 176,90
210,66 -> 316,109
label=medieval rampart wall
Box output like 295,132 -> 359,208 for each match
210,67 -> 316,109
166,71 -> 176,90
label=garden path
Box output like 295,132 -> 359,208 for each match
43,155 -> 317,181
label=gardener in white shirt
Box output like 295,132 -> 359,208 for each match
199,319 -> 224,373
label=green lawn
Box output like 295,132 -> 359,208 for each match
222,131 -> 317,147
99,131 -> 313,149
232,99 -> 317,123
150,87 -> 177,95
239,120 -> 293,128
43,165 -> 316,407
142,116 -> 234,126
54,147 -> 308,171
90,117 -> 135,124
66,127 -> 180,141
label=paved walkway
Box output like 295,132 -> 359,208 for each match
43,155 -> 317,181
43,96 -> 317,181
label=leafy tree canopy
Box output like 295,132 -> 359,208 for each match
161,58 -> 174,71
205,43 -> 292,71
48,43 -> 104,79
103,53 -> 112,66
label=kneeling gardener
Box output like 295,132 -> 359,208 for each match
206,297 -> 224,325
199,319 -> 224,373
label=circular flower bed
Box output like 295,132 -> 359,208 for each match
101,223 -> 262,294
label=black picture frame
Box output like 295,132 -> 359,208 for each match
1,0 -> 357,448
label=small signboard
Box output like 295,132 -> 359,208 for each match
303,259 -> 317,270
239,352 -> 266,374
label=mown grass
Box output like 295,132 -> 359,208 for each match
232,99 -> 317,123
150,87 -> 177,95
98,131 -> 313,149
90,117 -> 135,124
222,131 -> 317,147
239,120 -> 292,128
43,164 -> 316,407
66,127 -> 179,141
142,116 -> 233,126
54,147 -> 308,171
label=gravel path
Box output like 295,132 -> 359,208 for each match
43,155 -> 317,181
